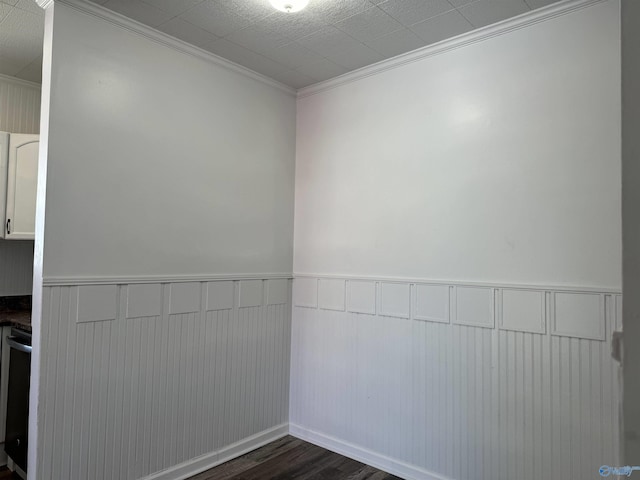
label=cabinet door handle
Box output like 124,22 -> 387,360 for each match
6,336 -> 31,354
6,219 -> 9,235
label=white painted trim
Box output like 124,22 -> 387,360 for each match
295,275 -> 615,341
289,424 -> 452,480
498,288 -> 547,335
452,286 -> 497,329
293,273 -> 622,295
140,423 -> 289,480
550,291 -> 607,341
297,0 -> 610,98
379,281 -> 411,319
28,2 -> 54,475
43,273 -> 293,286
411,284 -> 451,324
7,459 -> 25,480
52,0 -> 296,97
0,73 -> 41,90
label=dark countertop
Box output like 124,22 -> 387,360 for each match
0,296 -> 31,332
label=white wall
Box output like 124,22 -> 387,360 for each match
32,2 -> 296,479
291,2 -> 622,479
294,0 -> 621,290
622,0 -> 640,464
42,4 -> 295,280
0,74 -> 39,296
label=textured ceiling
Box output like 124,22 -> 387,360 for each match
1,0 -> 563,88
91,0 -> 562,88
0,0 -> 44,83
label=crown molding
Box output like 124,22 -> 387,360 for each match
51,0 -> 297,97
42,272 -> 294,286
297,0 -> 611,98
0,73 -> 41,89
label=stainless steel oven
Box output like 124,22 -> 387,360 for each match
5,328 -> 31,474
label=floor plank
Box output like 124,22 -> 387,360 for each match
0,467 -> 21,480
190,437 -> 307,480
188,436 -> 401,480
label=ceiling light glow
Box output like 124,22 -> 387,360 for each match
270,0 -> 309,13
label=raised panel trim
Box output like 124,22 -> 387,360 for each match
552,292 -> 605,341
297,275 -> 618,335
413,284 -> 450,324
294,278 -> 318,308
318,279 -> 346,311
266,279 -> 288,306
206,281 -> 234,311
239,280 -> 263,308
346,280 -> 377,315
293,273 -> 621,295
126,283 -> 162,319
77,284 -> 118,323
169,282 -> 201,314
453,286 -> 495,329
499,288 -> 546,335
379,282 -> 410,319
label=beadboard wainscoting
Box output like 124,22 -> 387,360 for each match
36,277 -> 292,480
290,276 -> 622,480
0,74 -> 41,135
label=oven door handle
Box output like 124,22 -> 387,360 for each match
6,336 -> 32,354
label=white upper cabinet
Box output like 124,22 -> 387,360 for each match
0,132 -> 39,240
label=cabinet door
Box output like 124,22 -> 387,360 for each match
5,134 -> 39,240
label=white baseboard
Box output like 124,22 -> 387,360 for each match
6,457 -> 26,480
289,424 -> 452,480
140,423 -> 289,480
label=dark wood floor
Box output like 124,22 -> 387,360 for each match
0,467 -> 21,479
189,436 -> 401,480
